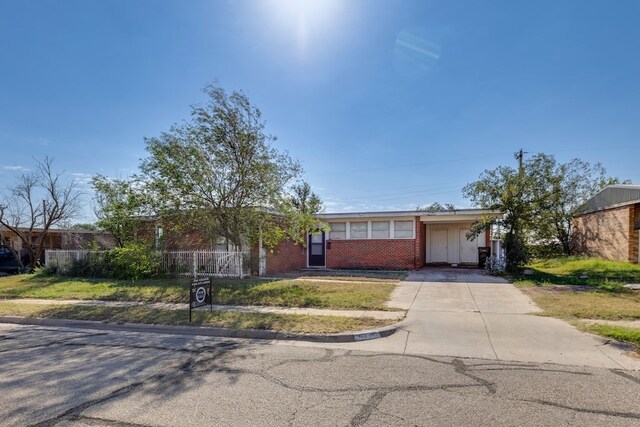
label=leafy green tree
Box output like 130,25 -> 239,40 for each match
92,176 -> 151,247
528,155 -> 629,255
140,84 -> 320,250
463,162 -> 537,272
417,202 -> 455,212
464,152 -> 627,270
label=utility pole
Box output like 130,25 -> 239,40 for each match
515,148 -> 524,183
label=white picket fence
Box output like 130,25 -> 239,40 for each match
45,249 -> 250,278
161,250 -> 250,278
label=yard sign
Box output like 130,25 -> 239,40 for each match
189,276 -> 212,323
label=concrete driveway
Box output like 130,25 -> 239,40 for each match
379,267 -> 640,370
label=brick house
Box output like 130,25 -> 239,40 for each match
151,208 -> 501,274
304,209 -> 501,271
572,185 -> 640,264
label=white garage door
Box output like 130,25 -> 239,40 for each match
427,224 -> 483,265
430,229 -> 448,263
459,228 -> 478,264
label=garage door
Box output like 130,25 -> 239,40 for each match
459,228 -> 478,264
430,229 -> 448,263
427,224 -> 483,265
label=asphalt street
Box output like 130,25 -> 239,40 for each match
1,323 -> 639,426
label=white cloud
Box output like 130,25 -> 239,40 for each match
3,165 -> 28,171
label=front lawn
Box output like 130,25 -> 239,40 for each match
513,257 -> 640,352
513,257 -> 640,291
0,302 -> 394,334
0,274 -> 399,310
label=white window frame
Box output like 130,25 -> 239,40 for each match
328,222 -> 347,240
349,221 -> 369,240
326,219 -> 415,240
371,221 -> 391,239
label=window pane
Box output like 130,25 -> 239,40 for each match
394,221 -> 413,238
329,222 -> 346,240
311,233 -> 323,243
311,244 -> 323,255
371,221 -> 390,238
350,221 -> 368,239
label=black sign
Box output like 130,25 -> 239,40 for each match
190,277 -> 211,309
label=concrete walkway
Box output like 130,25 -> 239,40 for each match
390,268 -> 640,369
1,298 -> 405,321
284,268 -> 640,370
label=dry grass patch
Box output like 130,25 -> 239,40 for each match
0,302 -> 395,334
519,286 -> 640,320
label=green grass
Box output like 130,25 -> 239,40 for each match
0,274 -> 399,310
211,278 -> 397,310
513,256 -> 640,291
0,302 -> 393,334
580,324 -> 640,353
0,274 -> 189,302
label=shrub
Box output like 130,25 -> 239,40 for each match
484,255 -> 506,276
109,243 -> 162,280
53,243 -> 162,280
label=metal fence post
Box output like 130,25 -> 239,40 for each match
192,252 -> 197,277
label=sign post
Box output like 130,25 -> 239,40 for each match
189,276 -> 212,323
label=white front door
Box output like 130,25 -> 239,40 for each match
459,228 -> 478,264
430,229 -> 448,263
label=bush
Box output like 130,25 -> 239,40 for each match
484,256 -> 506,276
56,243 -> 162,280
110,243 -> 162,280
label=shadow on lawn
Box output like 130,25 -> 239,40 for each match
514,267 -> 637,292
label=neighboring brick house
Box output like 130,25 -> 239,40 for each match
1,227 -> 115,252
572,185 -> 640,264
307,209 -> 500,270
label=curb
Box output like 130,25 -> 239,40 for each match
0,316 -> 399,343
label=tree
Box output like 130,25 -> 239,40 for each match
463,160 -> 537,272
417,202 -> 455,212
92,176 -> 151,247
0,157 -> 82,270
140,84 -> 318,249
463,152 -> 626,270
289,182 -> 323,215
528,155 -> 629,255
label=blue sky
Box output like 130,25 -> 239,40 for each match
1,0 -> 639,221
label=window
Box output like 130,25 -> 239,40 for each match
329,222 -> 346,240
371,221 -> 390,238
350,222 -> 368,239
394,220 -> 413,238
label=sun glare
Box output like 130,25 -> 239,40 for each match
260,0 -> 346,57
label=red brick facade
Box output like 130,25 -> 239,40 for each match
326,239 -> 417,270
324,216 -> 424,270
573,204 -> 640,264
265,239 -> 307,275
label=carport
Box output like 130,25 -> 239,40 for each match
421,209 -> 502,266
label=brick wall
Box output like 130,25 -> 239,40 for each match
326,239 -> 416,270
572,205 -> 635,263
629,203 -> 639,263
415,218 -> 426,268
265,239 -> 307,275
